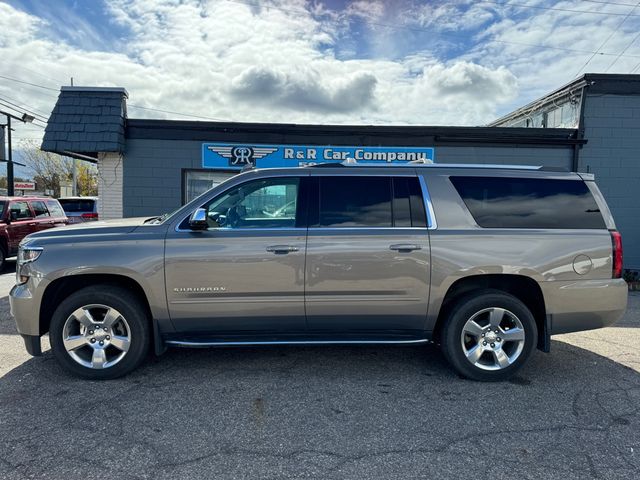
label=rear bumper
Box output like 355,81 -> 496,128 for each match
541,278 -> 628,335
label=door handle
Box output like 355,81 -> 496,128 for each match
266,245 -> 299,254
28,223 -> 37,226
389,244 -> 422,252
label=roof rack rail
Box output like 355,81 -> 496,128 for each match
537,166 -> 569,172
306,162 -> 344,168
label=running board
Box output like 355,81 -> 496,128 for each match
165,338 -> 431,348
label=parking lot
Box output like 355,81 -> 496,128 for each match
0,264 -> 638,480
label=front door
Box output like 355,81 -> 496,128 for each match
165,175 -> 307,334
6,201 -> 36,254
305,175 -> 431,335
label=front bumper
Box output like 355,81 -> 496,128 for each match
541,278 -> 628,335
9,282 -> 43,356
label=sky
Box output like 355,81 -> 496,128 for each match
1,0 -> 640,146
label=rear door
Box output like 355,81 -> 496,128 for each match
29,200 -> 55,232
305,174 -> 431,335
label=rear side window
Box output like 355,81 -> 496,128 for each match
31,201 -> 50,218
318,176 -> 392,227
58,199 -> 96,212
311,176 -> 426,228
450,176 -> 606,229
45,200 -> 66,218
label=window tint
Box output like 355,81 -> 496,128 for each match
58,199 -> 96,212
31,201 -> 50,218
392,177 -> 427,228
9,201 -> 32,220
317,177 -> 392,227
201,177 -> 300,229
46,200 -> 66,217
450,176 -> 606,229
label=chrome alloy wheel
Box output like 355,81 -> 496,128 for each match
62,304 -> 131,369
460,307 -> 526,371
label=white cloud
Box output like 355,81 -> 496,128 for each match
1,0 -> 639,143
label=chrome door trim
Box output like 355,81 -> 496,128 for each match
166,338 -> 431,347
418,175 -> 438,230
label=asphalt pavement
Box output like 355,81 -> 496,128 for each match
0,261 -> 639,479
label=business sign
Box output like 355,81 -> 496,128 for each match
14,181 -> 35,190
202,142 -> 435,169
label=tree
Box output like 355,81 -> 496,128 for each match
17,140 -> 97,197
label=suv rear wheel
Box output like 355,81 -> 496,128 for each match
49,286 -> 150,379
441,290 -> 537,381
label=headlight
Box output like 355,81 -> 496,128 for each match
17,247 -> 43,285
18,247 -> 43,264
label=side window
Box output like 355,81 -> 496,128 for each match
46,200 -> 66,217
202,177 -> 300,229
9,201 -> 33,220
31,201 -> 50,218
450,176 -> 607,229
392,177 -> 427,228
316,176 -> 392,227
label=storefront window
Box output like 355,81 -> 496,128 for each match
184,170 -> 236,203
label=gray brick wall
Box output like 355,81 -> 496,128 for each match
123,139 -> 201,217
122,139 -> 573,219
580,93 -> 640,269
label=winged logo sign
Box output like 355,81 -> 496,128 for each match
205,145 -> 279,166
202,143 -> 435,169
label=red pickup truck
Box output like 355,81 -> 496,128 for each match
0,197 -> 68,268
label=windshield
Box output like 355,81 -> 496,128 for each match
0,201 -> 5,218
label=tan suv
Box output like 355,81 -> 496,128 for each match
10,164 -> 627,380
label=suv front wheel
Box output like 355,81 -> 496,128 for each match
441,290 -> 537,381
49,286 -> 150,379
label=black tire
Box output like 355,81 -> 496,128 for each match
440,289 -> 537,382
0,246 -> 5,271
49,285 -> 150,380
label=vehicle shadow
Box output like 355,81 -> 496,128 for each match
0,339 -> 639,479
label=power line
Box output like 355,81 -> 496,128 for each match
0,97 -> 49,122
479,0 -> 640,16
605,29 -> 640,70
226,0 -> 640,58
0,93 -> 53,118
127,104 -> 227,121
0,74 -> 59,92
580,0 -> 639,7
573,1 -> 640,77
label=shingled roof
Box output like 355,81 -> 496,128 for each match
41,86 -> 128,160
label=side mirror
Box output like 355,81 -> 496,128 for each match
188,208 -> 208,230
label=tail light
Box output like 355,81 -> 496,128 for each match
610,230 -> 623,279
81,213 -> 98,220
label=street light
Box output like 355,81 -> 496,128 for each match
0,109 -> 33,196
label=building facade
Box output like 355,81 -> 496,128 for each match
41,74 -> 640,269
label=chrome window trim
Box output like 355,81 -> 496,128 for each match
418,175 -> 437,230
175,226 -> 307,233
308,227 -> 428,232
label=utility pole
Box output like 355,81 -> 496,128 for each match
0,110 -> 34,196
7,115 -> 13,196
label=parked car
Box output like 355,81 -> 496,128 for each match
10,163 -> 627,380
57,197 -> 98,223
0,196 -> 68,269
